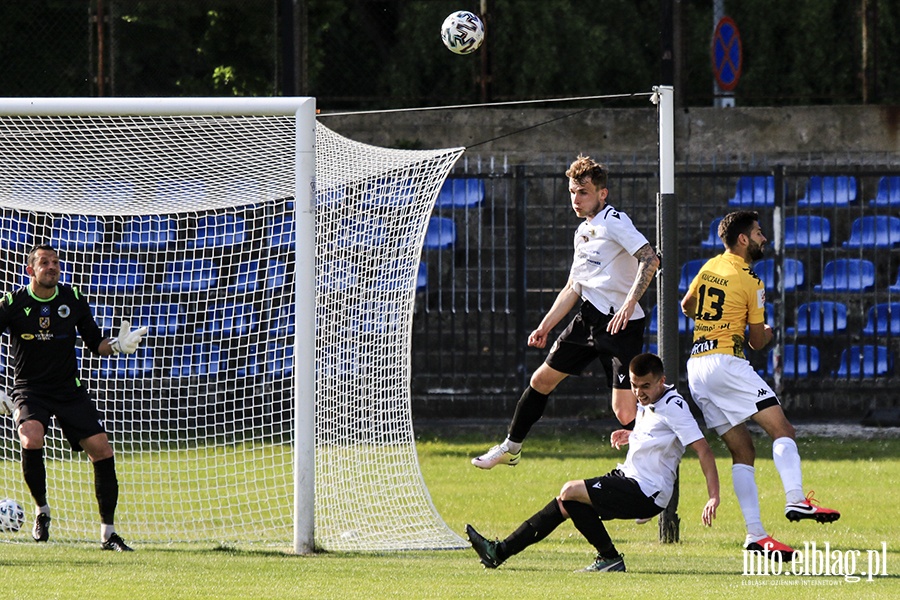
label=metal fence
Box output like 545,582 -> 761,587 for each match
412,162 -> 900,418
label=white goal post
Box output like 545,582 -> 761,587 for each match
0,97 -> 466,553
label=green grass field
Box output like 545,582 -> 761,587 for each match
3,424 -> 898,599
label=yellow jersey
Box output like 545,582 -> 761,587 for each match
686,252 -> 766,360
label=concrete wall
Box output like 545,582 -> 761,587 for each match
319,105 -> 900,166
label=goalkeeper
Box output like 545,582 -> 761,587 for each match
0,244 -> 147,552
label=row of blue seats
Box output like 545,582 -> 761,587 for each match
67,257 -> 291,297
70,343 -> 294,380
702,215 -> 900,249
768,344 -> 893,379
679,257 -> 900,294
644,341 -> 893,379
652,301 -> 900,337
726,175 -> 900,207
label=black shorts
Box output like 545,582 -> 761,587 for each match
584,469 -> 664,520
13,388 -> 106,452
545,301 -> 646,389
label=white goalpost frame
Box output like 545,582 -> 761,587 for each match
0,97 -> 318,552
0,97 -> 468,553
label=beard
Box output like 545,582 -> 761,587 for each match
748,240 -> 765,261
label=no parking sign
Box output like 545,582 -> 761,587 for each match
712,16 -> 742,91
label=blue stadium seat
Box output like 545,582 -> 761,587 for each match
96,349 -> 155,379
266,258 -> 290,290
649,305 -> 693,334
835,345 -> 893,378
435,178 -> 485,209
891,268 -> 900,294
678,259 -> 707,293
205,302 -> 258,338
230,345 -> 260,378
416,262 -> 428,292
91,304 -> 117,334
727,176 -> 775,207
813,259 -> 875,293
156,258 -> 219,293
190,214 -> 246,249
796,175 -> 857,207
868,175 -> 900,207
51,215 -> 105,251
786,301 -> 848,336
842,215 -> 900,248
784,215 -> 831,248
269,213 -> 294,251
266,342 -> 294,379
752,258 -> 804,292
170,344 -> 222,378
135,303 -> 186,337
423,216 -> 457,249
115,215 -> 178,252
861,303 -> 900,337
0,214 -> 33,250
88,258 -> 146,296
362,177 -> 417,207
768,344 -> 820,378
226,260 -> 260,294
269,311 -> 296,339
700,217 -> 723,249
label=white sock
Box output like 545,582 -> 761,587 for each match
732,464 -> 766,540
101,523 -> 115,542
503,438 -> 522,454
36,505 -> 50,517
772,437 -> 805,504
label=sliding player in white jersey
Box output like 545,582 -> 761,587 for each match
466,353 -> 719,573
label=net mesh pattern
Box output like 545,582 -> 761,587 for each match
0,112 -> 464,550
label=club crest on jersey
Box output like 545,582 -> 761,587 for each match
39,317 -> 50,329
58,305 -> 70,318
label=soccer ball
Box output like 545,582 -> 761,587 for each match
441,11 -> 485,55
0,498 -> 25,532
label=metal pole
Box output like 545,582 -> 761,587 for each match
654,84 -> 680,543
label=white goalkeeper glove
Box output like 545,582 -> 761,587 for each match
109,320 -> 149,355
0,391 -> 13,416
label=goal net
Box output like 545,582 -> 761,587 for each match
0,99 -> 465,552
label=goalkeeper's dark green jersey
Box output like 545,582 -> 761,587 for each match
0,284 -> 105,395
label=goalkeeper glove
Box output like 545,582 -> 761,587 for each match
0,391 -> 13,416
109,320 -> 149,355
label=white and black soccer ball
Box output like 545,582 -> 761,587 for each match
0,498 -> 25,532
441,11 -> 485,55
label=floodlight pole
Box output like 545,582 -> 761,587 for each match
654,84 -> 681,543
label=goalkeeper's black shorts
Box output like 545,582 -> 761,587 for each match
13,387 -> 106,452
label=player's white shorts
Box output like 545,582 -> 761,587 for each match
687,353 -> 779,435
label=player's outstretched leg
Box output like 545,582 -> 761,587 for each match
471,442 -> 521,469
785,491 -> 841,524
465,524 -> 504,568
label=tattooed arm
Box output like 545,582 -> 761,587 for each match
606,243 -> 660,334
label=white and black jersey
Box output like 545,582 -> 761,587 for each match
617,385 -> 704,508
569,204 -> 649,319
